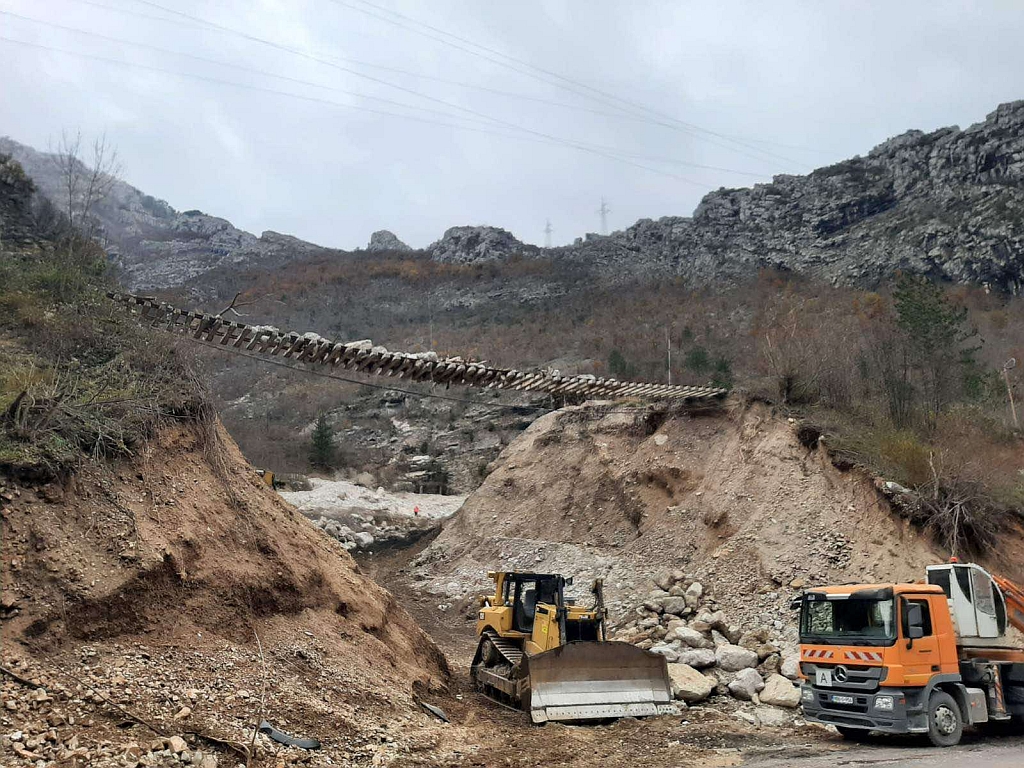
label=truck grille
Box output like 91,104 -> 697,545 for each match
803,663 -> 883,692
816,692 -> 870,713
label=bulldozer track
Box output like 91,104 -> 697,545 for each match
480,629 -> 524,666
473,630 -> 525,709
108,292 -> 728,403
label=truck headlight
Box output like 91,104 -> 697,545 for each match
801,686 -> 814,703
874,695 -> 894,711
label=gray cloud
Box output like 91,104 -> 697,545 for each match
2,0 -> 1022,249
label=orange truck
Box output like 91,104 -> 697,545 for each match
796,560 -> 1024,746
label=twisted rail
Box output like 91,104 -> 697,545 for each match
109,292 -> 727,403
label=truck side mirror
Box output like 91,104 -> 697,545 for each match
906,603 -> 925,640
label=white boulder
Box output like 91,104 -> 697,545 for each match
716,644 -> 759,672
727,668 -> 764,701
759,674 -> 802,708
666,663 -> 715,703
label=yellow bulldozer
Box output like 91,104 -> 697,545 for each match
471,571 -> 678,723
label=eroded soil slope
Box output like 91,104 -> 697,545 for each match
1,421 -> 451,765
414,399 -> 1024,638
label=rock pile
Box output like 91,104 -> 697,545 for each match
312,510 -> 440,552
613,570 -> 802,716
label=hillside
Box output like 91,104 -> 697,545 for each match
411,399 -> 1024,641
0,152 -> 455,766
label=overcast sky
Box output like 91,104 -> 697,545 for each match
2,0 -> 1023,249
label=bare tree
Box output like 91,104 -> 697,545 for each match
50,129 -> 122,242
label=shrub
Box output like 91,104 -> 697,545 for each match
684,346 -> 710,374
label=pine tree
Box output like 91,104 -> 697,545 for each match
892,274 -> 979,427
308,412 -> 335,470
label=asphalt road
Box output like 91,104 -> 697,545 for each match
747,735 -> 1024,767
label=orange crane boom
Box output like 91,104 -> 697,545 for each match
993,573 -> 1024,633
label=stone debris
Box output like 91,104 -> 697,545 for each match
613,571 -> 802,720
666,663 -> 715,703
279,477 -> 465,551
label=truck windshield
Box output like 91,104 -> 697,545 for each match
800,597 -> 896,646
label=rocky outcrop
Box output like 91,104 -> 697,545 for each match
426,225 -> 538,264
367,229 -> 412,252
552,101 -> 1024,292
0,153 -> 37,248
0,137 -> 331,290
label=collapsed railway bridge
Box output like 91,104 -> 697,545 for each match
109,292 -> 728,404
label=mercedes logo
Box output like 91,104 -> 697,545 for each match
833,665 -> 849,683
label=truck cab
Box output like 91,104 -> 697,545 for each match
797,563 -> 1024,746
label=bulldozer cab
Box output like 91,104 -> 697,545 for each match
507,573 -> 565,633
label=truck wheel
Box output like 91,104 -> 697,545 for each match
926,691 -> 963,747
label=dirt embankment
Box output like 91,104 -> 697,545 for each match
0,421 -> 453,765
412,398 -> 1024,640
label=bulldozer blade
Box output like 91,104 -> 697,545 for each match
523,641 -> 679,723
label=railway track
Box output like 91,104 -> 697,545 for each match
108,292 -> 728,403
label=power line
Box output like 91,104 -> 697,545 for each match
0,9 -> 542,134
0,35 -> 561,142
1,31 -> 725,187
66,0 -> 711,185
78,0 -> 817,160
345,0 -> 811,167
329,0 -> 810,168
7,8 -> 775,181
60,1 -> 783,181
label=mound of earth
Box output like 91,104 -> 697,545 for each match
412,399 -> 1024,644
0,421 -> 452,766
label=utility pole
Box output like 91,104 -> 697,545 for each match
666,327 -> 672,386
1004,358 -> 1019,429
544,219 -> 552,249
597,198 -> 609,235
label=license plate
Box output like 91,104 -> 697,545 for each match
831,694 -> 855,705
815,669 -> 833,687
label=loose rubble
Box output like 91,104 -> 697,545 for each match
279,477 -> 465,551
613,570 -> 802,723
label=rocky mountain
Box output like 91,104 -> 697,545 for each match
437,101 -> 1024,292
6,99 -> 1024,294
0,137 -> 332,290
